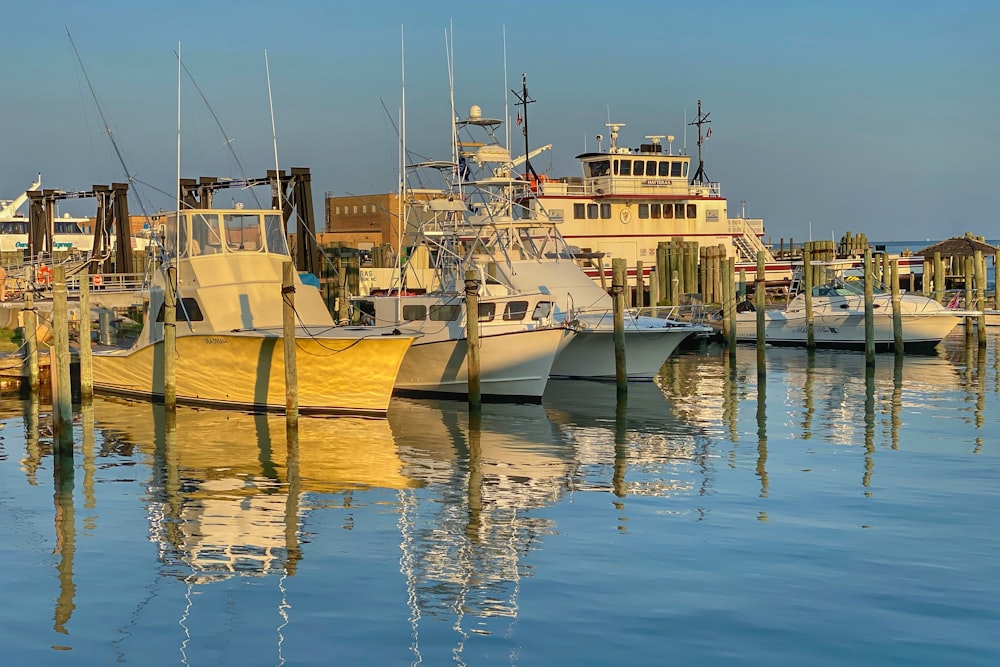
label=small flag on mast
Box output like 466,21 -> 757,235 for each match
516,111 -> 522,126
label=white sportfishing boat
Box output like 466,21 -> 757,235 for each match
355,287 -> 571,400
91,199 -> 419,415
734,270 -> 974,351
365,99 -> 712,380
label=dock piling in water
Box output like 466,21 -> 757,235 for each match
612,258 -> 628,397
282,261 -> 299,426
464,270 -> 482,412
22,292 -> 39,391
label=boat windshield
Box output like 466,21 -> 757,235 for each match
164,210 -> 289,257
263,213 -> 288,255
812,277 -> 886,297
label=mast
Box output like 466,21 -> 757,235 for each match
265,50 -> 282,216
511,73 -> 538,181
689,99 -> 711,185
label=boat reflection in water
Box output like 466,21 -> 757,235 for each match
659,337 -> 983,454
542,379 -> 715,501
387,397 -> 575,642
91,396 -> 414,582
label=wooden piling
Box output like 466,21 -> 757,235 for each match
932,252 -> 944,302
282,261 -> 299,425
724,256 -> 736,357
891,258 -> 904,354
635,260 -> 644,308
23,292 -> 39,391
964,255 -> 975,344
803,248 -> 815,350
755,251 -> 766,379
163,265 -> 177,409
464,270 -> 482,412
864,248 -> 875,364
78,265 -> 93,399
974,250 -> 987,348
649,258 -> 660,308
52,265 -> 73,446
612,259 -> 628,397
721,255 -> 731,342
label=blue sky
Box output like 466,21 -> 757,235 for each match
2,1 -> 997,243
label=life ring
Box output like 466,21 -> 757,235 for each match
619,208 -> 632,224
36,265 -> 52,285
92,274 -> 104,287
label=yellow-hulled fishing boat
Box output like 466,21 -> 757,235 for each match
92,204 -> 418,415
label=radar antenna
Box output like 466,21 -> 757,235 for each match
689,99 -> 711,185
511,73 -> 538,181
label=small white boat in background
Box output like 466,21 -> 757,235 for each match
735,272 -> 976,352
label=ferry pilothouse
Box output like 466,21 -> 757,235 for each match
514,106 -> 794,284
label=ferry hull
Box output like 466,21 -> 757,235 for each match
92,330 -> 415,416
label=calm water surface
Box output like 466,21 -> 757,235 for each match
1,331 -> 997,666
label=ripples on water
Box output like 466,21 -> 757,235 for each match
0,330 -> 997,665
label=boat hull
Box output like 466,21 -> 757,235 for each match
550,325 -> 694,380
734,311 -> 963,352
92,329 -> 415,416
393,327 -> 569,400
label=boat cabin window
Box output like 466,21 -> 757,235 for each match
600,203 -> 611,219
587,160 -> 610,177
502,300 -> 529,321
402,304 -> 426,321
616,160 -> 631,176
155,297 -> 204,322
646,160 -> 656,176
224,212 -> 264,252
658,162 -> 671,177
587,204 -> 599,219
663,204 -> 673,219
263,214 -> 288,255
54,221 -> 83,234
687,203 -> 697,218
191,213 -> 224,255
429,304 -> 461,322
633,160 -> 644,176
573,203 -> 586,219
532,302 -> 553,320
639,203 -> 665,220
478,302 -> 496,322
673,162 -> 684,177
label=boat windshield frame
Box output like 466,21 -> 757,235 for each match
164,209 -> 289,258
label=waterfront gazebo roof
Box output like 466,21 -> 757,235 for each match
916,234 -> 998,258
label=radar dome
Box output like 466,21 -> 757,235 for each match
469,105 -> 482,120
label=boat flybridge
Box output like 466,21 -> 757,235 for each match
91,202 -> 419,416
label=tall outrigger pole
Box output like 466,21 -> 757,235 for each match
689,99 -> 711,185
511,73 -> 538,182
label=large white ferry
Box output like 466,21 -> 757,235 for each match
0,174 -> 96,254
514,102 -> 787,284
